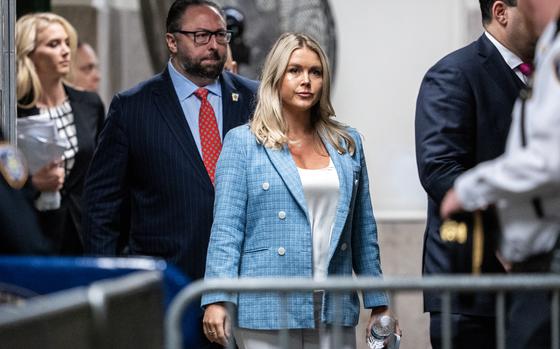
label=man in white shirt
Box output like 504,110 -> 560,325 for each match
415,1 -> 539,347
441,0 -> 560,347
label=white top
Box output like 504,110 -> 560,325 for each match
39,101 -> 77,176
297,158 -> 340,280
485,31 -> 528,84
456,22 -> 560,262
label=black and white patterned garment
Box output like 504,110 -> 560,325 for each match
40,100 -> 78,176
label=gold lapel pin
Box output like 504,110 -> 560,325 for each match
232,93 -> 239,102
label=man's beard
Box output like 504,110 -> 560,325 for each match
180,50 -> 226,80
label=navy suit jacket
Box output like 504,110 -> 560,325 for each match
415,34 -> 525,316
83,68 -> 258,280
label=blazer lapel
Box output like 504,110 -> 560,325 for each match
324,141 -> 353,262
64,86 -> 91,190
264,145 -> 308,217
264,138 -> 354,261
64,87 -> 88,191
152,69 -> 211,186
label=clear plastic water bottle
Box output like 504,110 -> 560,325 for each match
367,315 -> 396,349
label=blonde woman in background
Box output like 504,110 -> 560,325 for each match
16,13 -> 105,254
202,32 -> 396,349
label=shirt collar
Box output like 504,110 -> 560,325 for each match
484,31 -> 524,70
168,60 -> 222,101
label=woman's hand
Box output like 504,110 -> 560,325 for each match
32,160 -> 64,192
203,303 -> 231,346
366,306 -> 402,347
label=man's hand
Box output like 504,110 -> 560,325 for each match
440,188 -> 464,219
203,303 -> 231,346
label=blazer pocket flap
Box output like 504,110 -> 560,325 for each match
242,246 -> 269,254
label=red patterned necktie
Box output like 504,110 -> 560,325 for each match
194,87 -> 222,185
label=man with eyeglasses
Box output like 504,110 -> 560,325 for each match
82,1 -> 257,347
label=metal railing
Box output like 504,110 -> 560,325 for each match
0,0 -> 16,142
165,274 -> 560,349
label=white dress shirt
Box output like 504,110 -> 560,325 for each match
485,31 -> 528,84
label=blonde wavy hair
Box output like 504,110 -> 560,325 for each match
250,32 -> 355,155
16,13 -> 77,109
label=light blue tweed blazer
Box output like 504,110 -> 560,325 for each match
201,125 -> 388,329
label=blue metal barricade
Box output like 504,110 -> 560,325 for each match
0,256 -> 200,348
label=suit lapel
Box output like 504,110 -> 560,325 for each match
220,72 -> 247,135
264,145 -> 308,218
152,69 -> 211,186
64,87 -> 87,191
478,34 -> 525,102
324,141 -> 353,262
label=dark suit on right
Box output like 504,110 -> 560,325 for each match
415,33 -> 525,348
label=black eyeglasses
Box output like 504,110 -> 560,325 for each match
174,30 -> 232,44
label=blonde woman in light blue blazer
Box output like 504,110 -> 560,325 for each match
201,33 -> 393,349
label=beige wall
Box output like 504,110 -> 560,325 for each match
330,0 -> 483,220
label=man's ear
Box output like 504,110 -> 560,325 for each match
492,1 -> 509,26
166,33 -> 178,54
